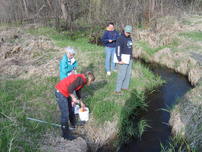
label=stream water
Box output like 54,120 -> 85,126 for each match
118,65 -> 192,152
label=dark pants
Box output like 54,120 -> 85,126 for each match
55,90 -> 75,124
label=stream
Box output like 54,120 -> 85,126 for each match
118,64 -> 192,152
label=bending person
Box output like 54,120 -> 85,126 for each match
55,72 -> 95,140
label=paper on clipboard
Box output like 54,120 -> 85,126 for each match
114,54 -> 130,64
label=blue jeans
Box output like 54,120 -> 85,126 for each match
55,91 -> 75,124
115,60 -> 132,92
105,47 -> 116,72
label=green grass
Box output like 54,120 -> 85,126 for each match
160,135 -> 197,152
179,31 -> 202,41
0,26 -> 166,151
0,22 -> 22,29
0,77 -> 58,152
136,41 -> 163,55
83,61 -> 164,124
26,26 -> 164,121
27,27 -> 165,146
181,19 -> 192,25
26,27 -> 102,52
132,62 -> 165,91
172,43 -> 202,53
136,39 -> 180,57
118,90 -> 148,144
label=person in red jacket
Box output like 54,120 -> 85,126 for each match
55,71 -> 95,140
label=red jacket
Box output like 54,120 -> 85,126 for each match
55,74 -> 87,97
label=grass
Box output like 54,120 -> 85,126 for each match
26,27 -> 102,52
136,40 -> 179,57
181,19 -> 192,25
136,41 -> 163,55
82,61 -> 164,124
28,27 -> 165,147
118,90 -> 148,144
0,77 -> 58,151
160,135 -> 197,152
179,31 -> 202,41
1,26 -> 165,151
0,22 -> 22,29
26,26 -> 164,121
172,43 -> 202,53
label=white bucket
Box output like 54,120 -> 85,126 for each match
79,107 -> 89,121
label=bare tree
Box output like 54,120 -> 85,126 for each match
0,0 -> 201,29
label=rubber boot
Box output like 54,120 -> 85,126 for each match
68,97 -> 76,129
61,122 -> 76,140
69,115 -> 76,129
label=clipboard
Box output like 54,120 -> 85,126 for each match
114,53 -> 130,64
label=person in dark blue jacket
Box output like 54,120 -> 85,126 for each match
101,22 -> 119,76
114,25 -> 133,93
60,47 -> 78,80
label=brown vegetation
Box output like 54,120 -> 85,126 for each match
0,0 -> 202,29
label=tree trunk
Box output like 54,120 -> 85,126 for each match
60,0 -> 68,22
161,0 -> 164,16
22,0 -> 28,17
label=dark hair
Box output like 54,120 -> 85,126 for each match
108,22 -> 114,26
85,71 -> 95,82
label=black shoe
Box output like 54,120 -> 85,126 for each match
61,123 -> 76,140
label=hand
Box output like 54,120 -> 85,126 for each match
80,101 -> 86,108
71,96 -> 79,104
109,40 -> 113,43
71,101 -> 76,107
118,61 -> 126,64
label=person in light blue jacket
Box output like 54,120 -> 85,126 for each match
60,47 -> 78,80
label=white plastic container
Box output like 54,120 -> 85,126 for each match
74,104 -> 80,114
79,107 -> 89,121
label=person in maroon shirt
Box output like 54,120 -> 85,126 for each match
55,71 -> 95,140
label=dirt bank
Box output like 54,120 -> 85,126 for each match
133,15 -> 202,86
133,15 -> 202,151
169,84 -> 202,151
